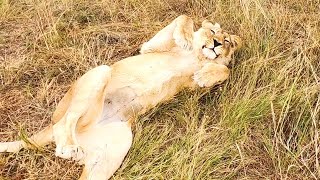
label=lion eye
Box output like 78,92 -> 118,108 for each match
211,30 -> 215,34
224,39 -> 230,43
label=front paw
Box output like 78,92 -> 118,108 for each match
193,71 -> 212,87
173,28 -> 193,51
193,64 -> 230,88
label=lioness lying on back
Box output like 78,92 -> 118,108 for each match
0,15 -> 242,179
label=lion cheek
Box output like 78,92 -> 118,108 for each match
202,48 -> 217,60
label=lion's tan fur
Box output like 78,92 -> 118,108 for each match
0,15 -> 241,179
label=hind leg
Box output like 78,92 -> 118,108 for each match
0,66 -> 111,157
53,65 -> 111,160
77,121 -> 132,180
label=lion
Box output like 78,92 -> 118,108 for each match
0,15 -> 242,179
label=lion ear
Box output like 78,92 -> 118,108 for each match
230,35 -> 242,50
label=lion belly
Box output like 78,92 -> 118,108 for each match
98,53 -> 199,124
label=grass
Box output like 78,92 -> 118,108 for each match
0,0 -> 319,179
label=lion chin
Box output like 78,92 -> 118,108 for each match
0,15 -> 242,180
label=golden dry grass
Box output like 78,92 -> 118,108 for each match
0,0 -> 320,179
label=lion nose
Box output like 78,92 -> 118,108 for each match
214,39 -> 222,47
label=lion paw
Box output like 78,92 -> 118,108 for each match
55,144 -> 85,161
173,29 -> 193,51
193,64 -> 230,88
193,71 -> 212,88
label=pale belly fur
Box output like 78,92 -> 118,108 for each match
98,52 -> 200,124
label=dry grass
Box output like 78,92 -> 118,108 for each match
0,0 -> 320,179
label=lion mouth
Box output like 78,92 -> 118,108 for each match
202,45 -> 220,59
209,47 -> 218,56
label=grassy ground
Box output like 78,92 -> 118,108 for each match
0,0 -> 319,179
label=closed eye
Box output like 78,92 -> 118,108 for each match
224,39 -> 230,43
211,30 -> 215,34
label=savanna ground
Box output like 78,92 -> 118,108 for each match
0,0 -> 319,179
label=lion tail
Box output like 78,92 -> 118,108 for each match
0,125 -> 53,153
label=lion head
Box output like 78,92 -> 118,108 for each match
193,20 -> 242,65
